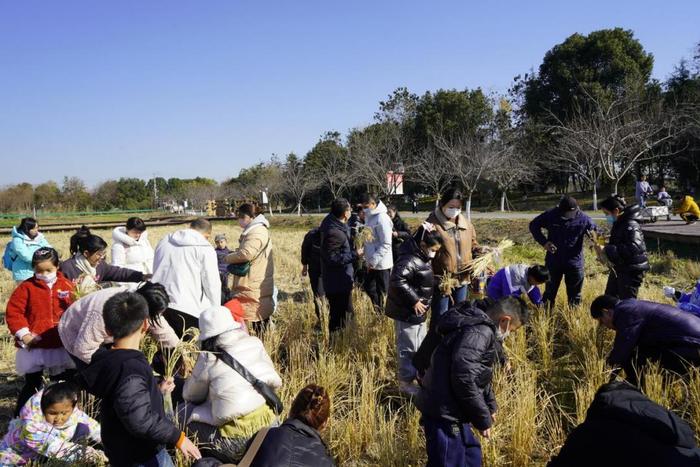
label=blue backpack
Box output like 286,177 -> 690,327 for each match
2,242 -> 16,270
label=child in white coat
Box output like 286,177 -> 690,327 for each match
111,217 -> 155,274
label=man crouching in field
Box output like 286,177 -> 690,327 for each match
418,297 -> 529,467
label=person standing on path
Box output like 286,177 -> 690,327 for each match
529,196 -> 598,308
151,218 -> 221,337
359,194 -> 394,311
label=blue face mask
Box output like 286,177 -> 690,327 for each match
605,214 -> 616,224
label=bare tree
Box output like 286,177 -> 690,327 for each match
306,132 -> 355,199
348,122 -> 412,198
433,131 -> 494,219
407,144 -> 455,207
281,153 -> 318,216
550,90 -> 687,196
487,143 -> 536,212
545,115 -> 604,210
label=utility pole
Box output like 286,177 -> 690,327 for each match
152,174 -> 158,209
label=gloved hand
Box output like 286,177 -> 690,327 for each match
663,286 -> 676,298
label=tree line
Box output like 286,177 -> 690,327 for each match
2,28 -> 699,215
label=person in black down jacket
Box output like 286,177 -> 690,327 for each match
385,226 -> 443,396
547,381 -> 700,467
418,297 -> 529,467
77,291 -> 201,466
591,295 -> 700,385
320,199 -> 357,333
387,205 -> 412,262
301,227 -> 324,320
596,195 -> 649,299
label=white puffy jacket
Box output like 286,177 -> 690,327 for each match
183,326 -> 282,426
111,227 -> 155,274
151,229 -> 221,318
364,200 -> 394,270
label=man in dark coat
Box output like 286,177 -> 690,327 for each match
418,297 -> 529,467
591,295 -> 700,384
301,227 -> 324,319
548,381 -> 700,467
320,198 -> 357,333
529,196 -> 597,307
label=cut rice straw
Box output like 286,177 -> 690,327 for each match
354,226 -> 374,251
462,238 -> 514,277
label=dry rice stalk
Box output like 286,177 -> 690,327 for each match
161,327 -> 200,416
141,334 -> 159,365
462,239 -> 514,277
439,272 -> 460,297
354,226 -> 374,250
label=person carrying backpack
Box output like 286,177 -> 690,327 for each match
3,218 -> 51,283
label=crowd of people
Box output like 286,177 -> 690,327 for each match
1,187 -> 700,466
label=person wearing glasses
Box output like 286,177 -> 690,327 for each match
59,226 -> 145,293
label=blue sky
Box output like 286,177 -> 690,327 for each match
1,0 -> 698,187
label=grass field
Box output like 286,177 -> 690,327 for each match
0,217 -> 699,466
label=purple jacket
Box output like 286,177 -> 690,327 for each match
529,208 -> 597,269
609,299 -> 700,366
215,247 -> 231,276
486,265 -> 542,305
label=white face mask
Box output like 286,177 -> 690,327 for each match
36,272 -> 57,283
364,208 -> 372,217
443,207 -> 461,219
427,250 -> 437,259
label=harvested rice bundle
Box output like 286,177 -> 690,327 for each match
439,272 -> 460,297
354,226 -> 374,250
161,327 -> 200,416
461,239 -> 514,277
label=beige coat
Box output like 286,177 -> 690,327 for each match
225,215 -> 275,322
426,208 -> 478,282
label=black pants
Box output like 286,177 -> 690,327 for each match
543,265 -> 584,307
363,268 -> 390,311
624,345 -> 700,386
15,369 -> 75,416
163,308 -> 199,339
681,213 -> 699,223
326,291 -> 353,332
605,270 -> 645,300
308,268 -> 325,319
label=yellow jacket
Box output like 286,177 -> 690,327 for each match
674,196 -> 700,217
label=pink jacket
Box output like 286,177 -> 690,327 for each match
58,285 -> 179,363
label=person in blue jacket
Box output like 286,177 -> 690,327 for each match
529,196 -> 597,308
4,218 -> 51,283
664,281 -> 700,318
591,295 -> 700,385
486,264 -> 549,306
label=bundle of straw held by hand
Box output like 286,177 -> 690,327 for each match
460,238 -> 514,278
354,226 -> 374,250
439,272 -> 460,296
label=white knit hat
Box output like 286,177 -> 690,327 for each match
198,306 -> 239,341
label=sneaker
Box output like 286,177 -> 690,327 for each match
398,381 -> 420,397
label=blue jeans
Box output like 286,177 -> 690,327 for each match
134,449 -> 175,467
431,285 -> 467,325
422,416 -> 481,467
